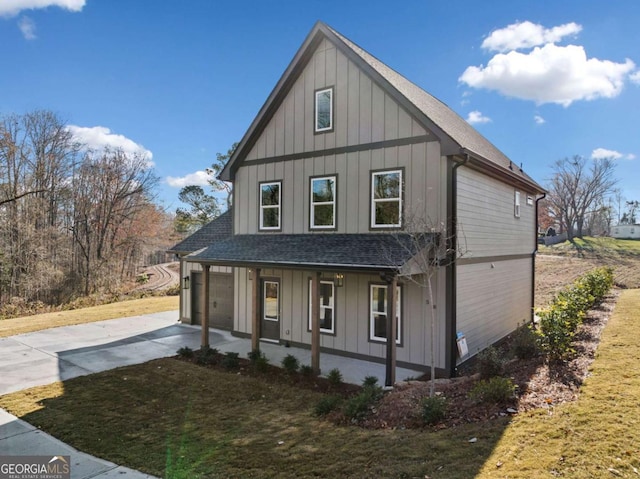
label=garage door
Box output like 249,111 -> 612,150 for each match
191,271 -> 234,330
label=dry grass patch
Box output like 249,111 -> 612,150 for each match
0,296 -> 178,338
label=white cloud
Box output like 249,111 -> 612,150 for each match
534,115 -> 545,124
17,15 -> 36,39
482,21 -> 582,52
166,171 -> 212,188
466,110 -> 491,124
0,0 -> 85,17
631,71 -> 640,85
591,148 -> 635,160
460,43 -> 635,106
67,125 -> 153,164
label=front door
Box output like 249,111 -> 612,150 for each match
261,280 -> 280,341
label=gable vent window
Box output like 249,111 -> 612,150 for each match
315,87 -> 333,133
514,190 -> 521,218
260,181 -> 281,230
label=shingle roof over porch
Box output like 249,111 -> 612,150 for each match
186,233 -> 437,272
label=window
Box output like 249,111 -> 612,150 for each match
260,181 -> 281,230
310,176 -> 336,229
308,279 -> 335,334
514,190 -> 521,218
369,284 -> 401,343
371,169 -> 402,228
526,195 -> 534,206
315,88 -> 333,132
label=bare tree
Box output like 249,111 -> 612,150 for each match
546,155 -> 617,241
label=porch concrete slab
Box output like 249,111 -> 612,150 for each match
0,409 -> 157,478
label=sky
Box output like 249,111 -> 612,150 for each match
2,0 -> 639,215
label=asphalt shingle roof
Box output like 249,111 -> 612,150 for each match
187,233 -> 436,271
168,210 -> 232,254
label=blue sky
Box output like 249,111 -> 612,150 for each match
2,0 -> 639,214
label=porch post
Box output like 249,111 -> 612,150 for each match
201,264 -> 210,348
251,267 -> 261,352
311,271 -> 321,374
385,274 -> 398,387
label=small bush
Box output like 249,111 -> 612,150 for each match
421,395 -> 447,425
476,346 -> 504,379
469,377 -> 516,404
511,324 -> 539,360
247,350 -> 269,373
326,368 -> 343,386
344,386 -> 383,421
176,346 -> 194,358
195,346 -> 219,365
314,395 -> 343,417
281,354 -> 300,373
222,351 -> 240,370
362,376 -> 379,388
247,349 -> 262,363
300,365 -> 315,377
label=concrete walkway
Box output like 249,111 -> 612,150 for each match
0,311 -> 423,478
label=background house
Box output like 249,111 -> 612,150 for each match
611,224 -> 640,239
169,21 -> 545,380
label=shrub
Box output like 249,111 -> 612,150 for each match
314,395 -> 343,417
300,365 -> 315,377
194,346 -> 219,365
510,324 -> 539,360
248,350 -> 269,373
469,377 -> 516,404
362,376 -> 379,388
344,386 -> 383,421
326,368 -> 343,386
421,395 -> 447,425
176,346 -> 194,358
281,354 -> 300,373
222,351 -> 240,370
247,349 -> 262,363
476,346 -> 504,379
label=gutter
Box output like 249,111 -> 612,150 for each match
532,192 -> 547,322
447,153 -> 469,377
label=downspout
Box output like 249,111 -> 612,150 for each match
447,153 -> 469,377
532,192 -> 547,322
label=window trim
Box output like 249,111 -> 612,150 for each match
259,180 -> 282,231
314,87 -> 334,133
368,283 -> 402,345
514,190 -> 521,218
307,278 -> 336,335
309,174 -> 337,230
370,168 -> 404,229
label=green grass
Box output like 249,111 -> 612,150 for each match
1,290 -> 639,478
540,236 -> 640,256
0,296 -> 178,337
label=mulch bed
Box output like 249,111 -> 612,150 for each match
361,291 -> 619,430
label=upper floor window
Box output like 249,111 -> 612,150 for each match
260,181 -> 281,230
308,279 -> 335,334
514,190 -> 521,218
310,176 -> 336,229
315,87 -> 333,133
371,169 -> 402,228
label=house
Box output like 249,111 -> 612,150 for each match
169,21 -> 545,383
611,224 -> 640,239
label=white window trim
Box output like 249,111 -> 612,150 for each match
371,169 -> 403,228
259,181 -> 281,230
315,88 -> 333,133
514,190 -> 521,218
308,279 -> 335,334
310,175 -> 336,229
369,284 -> 401,344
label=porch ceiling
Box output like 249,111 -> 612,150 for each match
185,233 -> 438,272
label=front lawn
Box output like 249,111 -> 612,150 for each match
1,289 -> 639,478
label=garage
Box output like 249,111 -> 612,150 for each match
190,271 -> 234,330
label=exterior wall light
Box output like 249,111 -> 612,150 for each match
334,273 -> 344,287
183,276 -> 190,289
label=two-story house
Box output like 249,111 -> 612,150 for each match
169,21 -> 545,382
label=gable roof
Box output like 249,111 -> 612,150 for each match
220,21 -> 544,193
168,209 -> 233,255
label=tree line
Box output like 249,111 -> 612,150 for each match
0,110 -> 170,306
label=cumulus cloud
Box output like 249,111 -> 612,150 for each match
631,71 -> 640,85
17,15 -> 36,39
0,0 -> 85,17
166,171 -> 212,188
460,42 -> 635,106
482,21 -> 582,52
466,110 -> 491,124
591,148 -> 635,160
534,115 -> 545,124
67,125 -> 153,164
